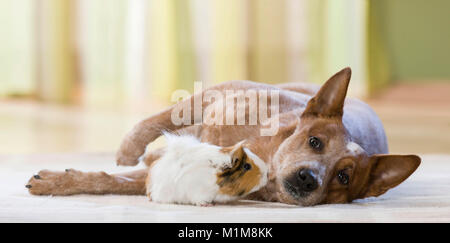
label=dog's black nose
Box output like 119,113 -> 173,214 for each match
296,169 -> 318,192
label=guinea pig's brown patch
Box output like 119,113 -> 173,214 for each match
216,145 -> 261,197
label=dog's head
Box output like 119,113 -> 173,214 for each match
272,68 -> 421,206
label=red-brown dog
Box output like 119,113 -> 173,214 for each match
27,67 -> 420,206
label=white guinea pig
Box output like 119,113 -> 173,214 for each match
145,134 -> 268,206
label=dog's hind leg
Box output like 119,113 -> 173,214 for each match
26,168 -> 147,196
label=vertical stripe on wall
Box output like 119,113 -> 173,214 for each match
248,0 -> 288,84
173,0 -> 196,93
366,0 -> 392,96
123,0 -> 148,107
211,0 -> 248,84
147,0 -> 178,100
0,0 -> 36,97
305,0 -> 326,84
324,0 -> 368,97
286,0 -> 308,83
306,0 -> 369,97
78,0 -> 127,107
147,0 -> 197,99
36,0 -> 76,103
190,0 -> 213,87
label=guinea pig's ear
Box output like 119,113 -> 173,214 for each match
230,141 -> 245,167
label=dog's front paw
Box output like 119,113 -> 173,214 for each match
26,169 -> 82,196
116,150 -> 141,166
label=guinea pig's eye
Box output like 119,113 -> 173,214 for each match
337,170 -> 349,185
308,136 -> 323,151
243,163 -> 252,171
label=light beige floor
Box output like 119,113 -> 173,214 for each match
0,153 -> 449,223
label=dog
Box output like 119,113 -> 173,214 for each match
27,67 -> 421,206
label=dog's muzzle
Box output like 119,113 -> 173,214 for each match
283,168 -> 319,198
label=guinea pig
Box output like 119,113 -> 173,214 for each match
146,134 -> 268,206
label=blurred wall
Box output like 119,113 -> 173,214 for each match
0,0 -> 36,97
1,0 -> 448,108
371,0 -> 450,82
0,0 -> 371,107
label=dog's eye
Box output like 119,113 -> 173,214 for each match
308,136 -> 323,150
243,163 -> 252,171
337,170 -> 349,185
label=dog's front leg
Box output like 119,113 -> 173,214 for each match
26,169 -> 147,196
117,101 -> 193,166
116,91 -> 210,166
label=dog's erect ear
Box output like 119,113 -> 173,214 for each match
359,154 -> 421,199
302,67 -> 351,117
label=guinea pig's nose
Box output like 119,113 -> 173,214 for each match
296,169 -> 318,192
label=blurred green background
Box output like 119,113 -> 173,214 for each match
0,0 -> 449,154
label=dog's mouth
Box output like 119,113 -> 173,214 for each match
283,180 -> 310,199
